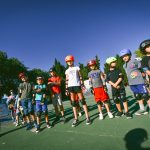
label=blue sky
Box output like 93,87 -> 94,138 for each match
0,0 -> 150,71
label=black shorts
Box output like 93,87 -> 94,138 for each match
68,86 -> 82,93
112,88 -> 126,102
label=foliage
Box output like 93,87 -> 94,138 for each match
134,49 -> 144,58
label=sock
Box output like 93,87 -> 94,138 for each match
139,104 -> 145,110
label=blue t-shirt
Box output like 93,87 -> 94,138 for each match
34,84 -> 46,101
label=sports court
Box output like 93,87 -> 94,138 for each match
0,90 -> 150,150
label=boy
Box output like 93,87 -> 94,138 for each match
15,94 -> 25,126
139,39 -> 150,111
48,68 -> 66,124
87,59 -> 113,120
119,49 -> 149,115
33,76 -> 51,133
65,55 -> 91,127
105,57 -> 132,119
6,90 -> 16,123
18,72 -> 37,130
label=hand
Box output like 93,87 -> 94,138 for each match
32,99 -> 35,105
36,89 -> 41,93
48,82 -> 55,86
65,90 -> 69,96
116,85 -> 120,89
90,87 -> 94,94
81,85 -> 86,92
103,85 -> 108,92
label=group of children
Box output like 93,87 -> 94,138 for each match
6,39 -> 150,132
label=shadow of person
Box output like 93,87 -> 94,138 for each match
124,128 -> 150,150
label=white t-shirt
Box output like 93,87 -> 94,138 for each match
65,66 -> 81,87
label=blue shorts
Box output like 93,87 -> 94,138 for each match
35,101 -> 48,112
130,84 -> 148,94
21,98 -> 34,115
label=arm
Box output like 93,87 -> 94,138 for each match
145,70 -> 150,76
89,77 -> 94,94
113,72 -> 123,88
65,74 -> 69,96
78,70 -> 84,86
100,72 -> 108,91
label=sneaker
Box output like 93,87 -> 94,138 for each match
108,112 -> 113,119
54,116 -> 60,123
26,123 -> 32,130
72,119 -> 79,127
61,117 -> 66,124
46,123 -> 52,128
36,126 -> 40,133
135,110 -> 148,116
86,118 -> 91,125
78,112 -> 82,117
21,121 -> 25,125
34,123 -> 38,129
125,112 -> 132,119
115,111 -> 124,118
15,122 -> 19,127
99,113 -> 104,120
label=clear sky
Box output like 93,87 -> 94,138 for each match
0,0 -> 150,71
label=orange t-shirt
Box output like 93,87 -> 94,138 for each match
48,76 -> 61,94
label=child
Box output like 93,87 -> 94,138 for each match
15,94 -> 25,126
119,49 -> 149,115
65,55 -> 91,127
18,72 -> 37,130
48,68 -> 66,124
139,39 -> 150,111
105,57 -> 132,119
33,76 -> 51,133
87,59 -> 113,120
6,90 -> 16,123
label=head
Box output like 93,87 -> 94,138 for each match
119,49 -> 132,62
106,57 -> 117,68
65,55 -> 74,66
139,39 -> 150,55
49,68 -> 56,77
36,76 -> 44,84
18,72 -> 28,82
87,60 -> 97,70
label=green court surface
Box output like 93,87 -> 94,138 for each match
0,93 -> 150,150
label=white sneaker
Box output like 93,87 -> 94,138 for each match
99,113 -> 104,120
15,122 -> 19,127
78,112 -> 82,117
108,112 -> 113,119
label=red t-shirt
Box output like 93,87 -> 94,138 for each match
48,76 -> 61,94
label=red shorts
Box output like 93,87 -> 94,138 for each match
93,87 -> 109,102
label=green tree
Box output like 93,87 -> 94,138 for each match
134,49 -> 144,58
95,55 -> 100,69
79,63 -> 89,80
28,68 -> 49,84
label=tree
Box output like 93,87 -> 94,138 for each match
79,63 -> 89,80
28,68 -> 49,84
95,55 -> 100,69
134,49 -> 144,58
0,51 -> 27,95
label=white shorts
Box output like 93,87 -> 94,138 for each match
52,93 -> 63,107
